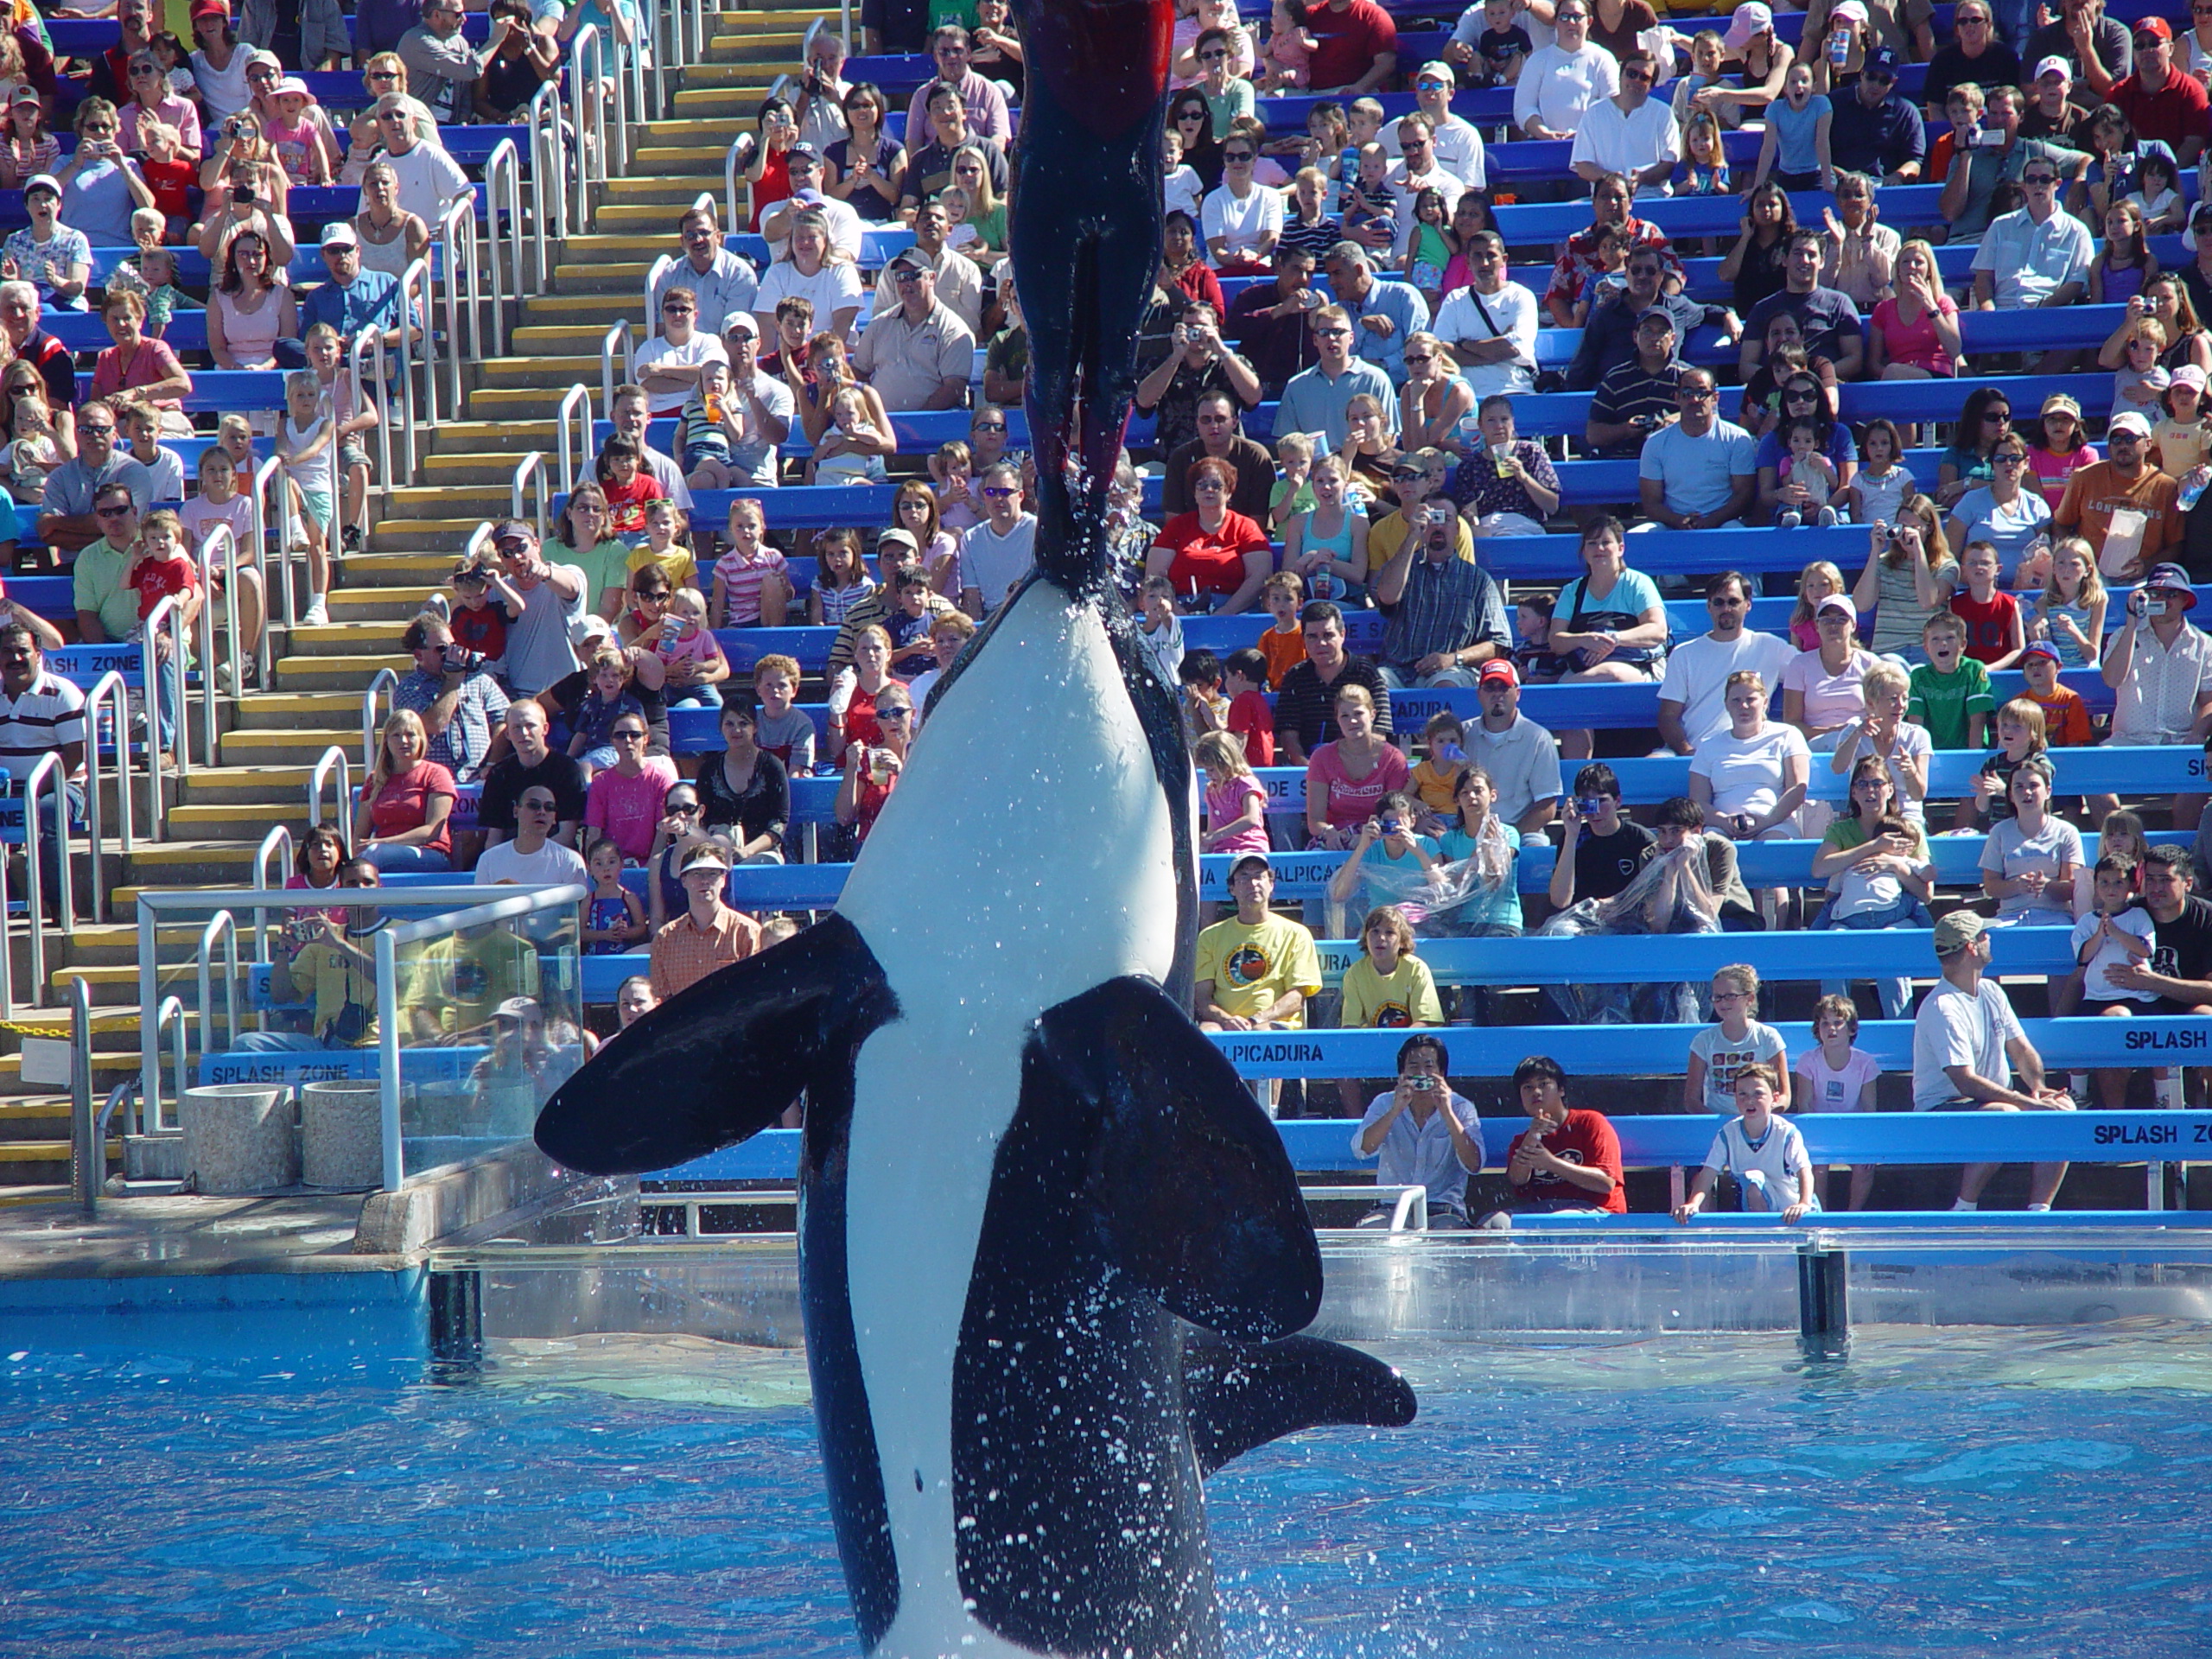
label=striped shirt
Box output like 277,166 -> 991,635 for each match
713,545 -> 789,626
649,904 -> 762,1000
0,671 -> 86,783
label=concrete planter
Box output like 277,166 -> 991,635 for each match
180,1084 -> 299,1194
301,1081 -> 383,1190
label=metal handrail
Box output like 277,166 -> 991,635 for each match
195,908 -> 239,1056
79,669 -> 134,923
396,251 -> 435,454
308,744 -> 351,835
435,194 -> 475,418
600,318 -> 634,424
17,749 -> 68,995
569,24 -> 606,232
252,451 -> 296,636
361,666 -> 398,773
555,383 -> 592,495
146,994 -> 187,1135
723,136 -> 747,245
251,823 -> 294,964
347,326 -> 394,561
641,250 -> 675,346
135,593 -> 191,840
512,451 -> 552,541
194,519 -> 231,768
525,80 -> 565,273
481,137 -> 524,353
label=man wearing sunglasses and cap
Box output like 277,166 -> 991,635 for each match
1827,47 -> 1926,185
480,518 -> 586,698
2098,564 -> 2212,831
2053,410 -> 2181,580
2111,16 -> 2209,166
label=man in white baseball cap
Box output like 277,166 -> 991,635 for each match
2053,408 -> 2182,580
1385,60 -> 1486,187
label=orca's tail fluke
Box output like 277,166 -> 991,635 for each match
1182,1333 -> 1419,1478
534,913 -> 896,1175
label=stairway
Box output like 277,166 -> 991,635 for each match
0,6 -> 817,1193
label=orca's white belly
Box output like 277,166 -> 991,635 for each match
836,582 -> 1182,1652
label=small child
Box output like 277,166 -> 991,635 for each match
1793,993 -> 1878,1210
1776,416 -> 1840,528
1178,648 -> 1230,747
2092,199 -> 2157,304
1674,1063 -> 1818,1224
1256,571 -> 1307,687
652,586 -> 725,710
1957,696 -> 2050,831
1570,225 -> 1630,327
1260,0 -> 1317,89
1268,430 -> 1317,534
807,529 -> 878,628
1138,573 -> 1185,688
937,185 -> 978,253
1339,143 -> 1393,244
810,385 -> 892,486
276,368 -> 334,556
1405,188 -> 1453,302
1681,107 -> 1732,198
567,647 -> 650,767
626,499 -> 698,596
596,436 -> 667,543
448,560 -> 510,664
2113,318 -> 2172,423
1788,559 -> 1847,650
1335,905 -> 1446,1114
678,359 -> 743,488
1512,592 -> 1568,683
1840,417 -> 1910,528
928,440 -> 982,531
1409,709 -> 1466,829
178,444 -> 254,564
1196,728 -> 1271,856
902,608 -> 975,718
2018,641 -> 2094,746
582,836 -> 648,953
751,653 -> 817,774
1220,645 -> 1274,766
146,30 -> 195,97
711,498 -> 787,629
127,508 -> 199,626
2152,363 -> 2212,479
1161,128 -> 1205,219
135,120 -> 195,236
119,397 -> 184,501
3,385 -> 59,502
2033,535 -> 2107,669
1907,613 -> 1993,753
1473,0 -> 1532,87
1948,537 -> 2024,669
2072,851 -> 2176,1109
2127,149 -> 2185,235
302,321 -> 378,550
1684,963 -> 1790,1116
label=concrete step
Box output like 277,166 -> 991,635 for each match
550,262 -> 657,295
0,1050 -> 145,1085
55,923 -> 229,965
275,653 -> 410,692
219,731 -> 353,768
685,56 -> 793,80
178,763 -> 315,800
422,452 -> 543,486
425,419 -> 558,458
283,623 -> 416,658
601,175 -> 734,206
513,321 -> 629,353
631,143 -> 730,169
638,116 -> 766,145
121,840 -> 260,887
329,582 -> 439,621
380,484 -> 513,518
475,354 -> 599,385
338,549 -> 470,586
166,800 -> 313,837
0,1097 -> 71,1143
462,385 -> 574,421
555,232 -> 682,257
589,198 -> 738,232
368,517 -> 486,552
231,692 -> 359,728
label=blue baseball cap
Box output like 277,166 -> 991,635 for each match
1864,46 -> 1900,78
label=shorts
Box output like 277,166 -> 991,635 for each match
2079,996 -> 2159,1017
297,486 -> 334,537
339,439 -> 370,473
681,442 -> 730,473
2153,995 -> 2212,1015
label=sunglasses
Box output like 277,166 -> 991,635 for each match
79,424 -> 116,438
95,503 -> 133,518
612,728 -> 649,741
982,485 -> 1018,498
518,798 -> 557,811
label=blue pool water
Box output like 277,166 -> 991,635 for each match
3,1327 -> 2210,1658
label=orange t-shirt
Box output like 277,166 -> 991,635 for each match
1257,622 -> 1307,689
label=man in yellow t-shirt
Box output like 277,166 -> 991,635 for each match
1195,855 -> 1325,1116
1362,449 -> 1476,578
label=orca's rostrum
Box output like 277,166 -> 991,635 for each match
534,0 -> 1416,1648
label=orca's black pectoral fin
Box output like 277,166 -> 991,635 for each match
1033,976 -> 1322,1344
1181,1332 -> 1419,1478
535,913 -> 895,1175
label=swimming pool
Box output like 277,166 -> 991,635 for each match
5,1325 -> 2209,1657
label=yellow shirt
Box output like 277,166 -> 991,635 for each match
1409,758 -> 1463,817
1339,954 -> 1443,1029
2152,416 -> 2212,480
1364,508 -> 1478,576
1194,912 -> 1324,1027
626,543 -> 699,591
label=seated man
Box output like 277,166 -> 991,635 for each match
474,700 -> 588,859
1371,493 -> 1510,689
0,621 -> 84,917
393,613 -> 510,784
1135,302 -> 1264,462
633,285 -> 729,417
1637,369 -> 1756,530
1353,1033 -> 1484,1230
1477,1053 -> 1626,1229
1970,157 -> 2094,312
607,382 -> 696,509
1193,854 -> 1324,1116
652,205 -> 761,338
649,841 -> 761,998
37,399 -> 151,557
852,249 -> 976,412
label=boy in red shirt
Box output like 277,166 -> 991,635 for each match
1221,646 -> 1274,766
1478,1052 -> 1627,1227
2018,639 -> 2094,746
128,509 -> 200,626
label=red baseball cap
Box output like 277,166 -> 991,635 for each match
2135,16 -> 2172,40
1478,658 -> 1519,688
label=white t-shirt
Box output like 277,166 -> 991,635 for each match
1795,1044 -> 1880,1112
1660,631 -> 1796,748
1383,111 -> 1487,189
1569,98 -> 1681,194
1689,1019 -> 1788,1115
1702,1113 -> 1815,1211
179,492 -> 255,566
1464,712 -> 1561,829
1979,815 -> 2084,923
1832,834 -> 1932,918
1831,716 -> 1932,820
1429,282 -> 1538,398
2070,906 -> 2161,1002
474,838 -> 590,887
632,333 -> 730,416
373,139 -> 473,226
1688,724 -> 1811,819
502,563 -> 588,696
1164,163 -> 1204,220
1199,181 -> 1284,260
1912,976 -> 2024,1111
1777,645 -> 1872,736
754,258 -> 867,337
1513,41 -> 1618,134
957,515 -> 1037,614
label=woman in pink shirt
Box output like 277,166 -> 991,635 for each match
353,709 -> 456,872
1303,681 -> 1410,850
584,713 -> 680,861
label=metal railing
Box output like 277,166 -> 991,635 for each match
512,450 -> 553,542
526,79 -> 568,268
308,744 -> 351,835
723,138 -> 748,247
643,192 -> 718,332
554,384 -> 593,495
251,823 -> 294,963
137,592 -> 191,839
70,975 -> 97,1210
346,309 -> 396,561
435,194 -> 477,419
361,666 -> 398,773
599,318 -> 634,423
481,137 -> 524,357
252,451 -> 299,639
193,521 -> 231,769
395,252 -> 436,460
19,749 -> 72,992
79,669 -> 135,922
196,908 -> 239,1057
569,23 -> 608,232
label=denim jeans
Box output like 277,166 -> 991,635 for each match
361,842 -> 453,874
1811,893 -> 1934,1020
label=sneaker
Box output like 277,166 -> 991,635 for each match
302,600 -> 329,626
342,524 -> 363,554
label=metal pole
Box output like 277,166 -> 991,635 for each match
70,975 -> 96,1212
1797,1243 -> 1850,1357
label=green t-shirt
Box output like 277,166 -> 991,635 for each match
561,536 -> 632,614
1906,658 -> 1993,752
71,537 -> 138,641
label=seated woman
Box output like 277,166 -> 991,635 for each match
1811,754 -> 1936,1019
1944,431 -> 2053,585
1980,755 -> 2082,928
696,696 -> 790,866
1302,681 -> 1410,851
1738,310 -> 1837,439
826,623 -> 907,754
89,289 -> 192,435
1449,395 -> 1560,538
1282,453 -> 1370,603
835,684 -> 913,852
1692,665 -> 1810,841
1756,368 -> 1857,524
1145,455 -> 1272,615
1851,503 -> 1956,662
1548,516 -> 1669,760
1780,591 -> 1873,757
1936,385 -> 2015,510
1421,765 -> 1525,1023
584,712 -> 680,864
353,709 -> 455,873
1336,394 -> 1402,505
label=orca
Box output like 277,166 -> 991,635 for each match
535,0 -> 1416,1647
